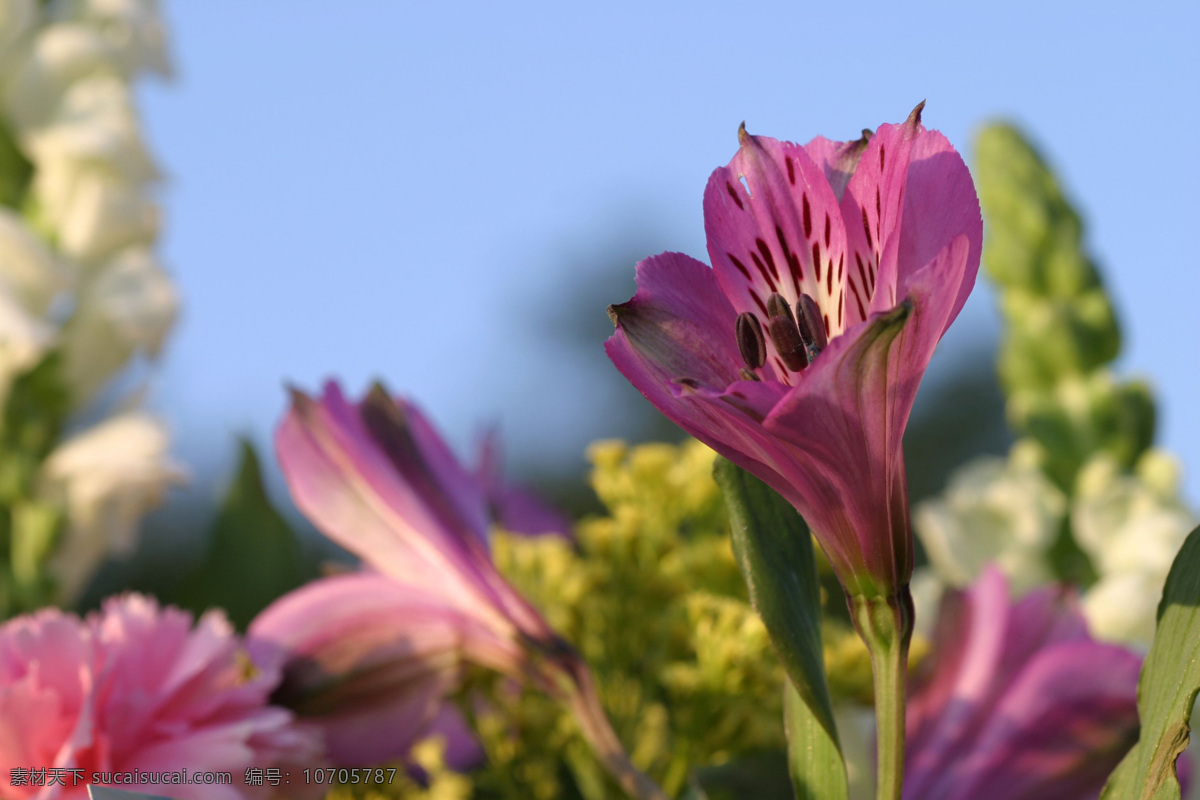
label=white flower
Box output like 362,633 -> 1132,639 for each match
914,444 -> 1067,594
40,410 -> 185,601
23,74 -> 161,265
0,275 -> 54,402
24,73 -> 158,182
1082,571 -> 1163,647
48,0 -> 171,77
908,567 -> 946,641
0,206 -> 72,313
1073,451 -> 1197,647
33,157 -> 159,263
1073,452 -> 1195,577
59,246 -> 176,401
3,22 -> 118,132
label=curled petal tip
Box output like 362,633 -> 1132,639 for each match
365,380 -> 394,407
286,384 -> 314,411
907,100 -> 926,127
737,121 -> 751,146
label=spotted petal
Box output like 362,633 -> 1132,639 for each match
608,110 -> 982,603
606,252 -> 796,479
705,129 -> 851,351
838,109 -> 982,328
764,235 -> 972,595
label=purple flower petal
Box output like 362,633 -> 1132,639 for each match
607,109 -> 982,600
903,568 -> 1140,800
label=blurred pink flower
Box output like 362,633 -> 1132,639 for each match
606,105 -> 981,602
249,572 -> 502,768
258,382 -> 667,800
0,595 -> 318,800
904,567 -> 1140,800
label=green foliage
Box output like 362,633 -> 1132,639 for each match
1101,524 -> 1200,800
173,440 -> 312,630
0,352 -> 70,618
713,457 -> 848,800
0,352 -> 71,505
0,117 -> 32,211
974,124 -> 1154,493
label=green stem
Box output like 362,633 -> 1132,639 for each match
539,646 -> 671,800
848,588 -> 913,800
565,678 -> 671,800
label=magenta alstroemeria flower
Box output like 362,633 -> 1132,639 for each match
259,384 -> 567,763
265,382 -> 667,799
606,105 -> 981,600
903,567 -> 1140,800
274,382 -> 564,651
249,572 -> 502,768
0,595 -> 319,800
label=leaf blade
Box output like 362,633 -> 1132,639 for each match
1101,523 -> 1200,800
174,440 -> 313,629
714,457 -> 848,800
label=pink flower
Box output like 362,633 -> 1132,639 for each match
248,572 -> 506,768
0,595 -> 318,800
904,568 -> 1140,800
606,105 -> 981,601
269,382 -> 565,661
259,382 -> 666,799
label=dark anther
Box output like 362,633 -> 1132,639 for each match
796,293 -> 828,361
765,293 -> 808,372
766,292 -> 793,323
735,312 -> 766,371
739,368 -> 761,382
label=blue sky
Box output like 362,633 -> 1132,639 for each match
140,1 -> 1200,503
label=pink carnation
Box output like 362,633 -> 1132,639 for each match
0,595 -> 320,800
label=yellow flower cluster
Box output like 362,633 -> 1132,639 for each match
479,439 -> 785,798
322,739 -> 471,800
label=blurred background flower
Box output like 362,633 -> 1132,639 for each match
0,0 -> 177,615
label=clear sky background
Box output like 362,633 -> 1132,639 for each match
139,1 -> 1200,506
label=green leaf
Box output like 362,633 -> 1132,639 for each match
0,117 -> 32,211
713,458 -> 848,800
0,351 -> 70,505
690,750 -> 792,800
1101,523 -> 1200,800
174,440 -> 312,630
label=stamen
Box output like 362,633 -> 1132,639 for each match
766,292 -> 793,321
739,368 -> 761,382
735,312 -> 766,370
765,292 -> 809,372
795,293 -> 828,361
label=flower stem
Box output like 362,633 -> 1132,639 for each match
542,650 -> 671,800
848,588 -> 914,800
